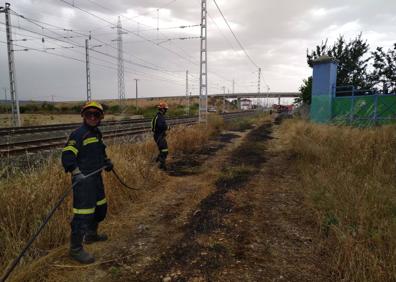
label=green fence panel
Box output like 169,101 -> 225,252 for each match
377,96 -> 396,125
332,97 -> 351,124
310,95 -> 332,123
332,95 -> 396,126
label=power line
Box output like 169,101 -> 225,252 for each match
2,14 -> 190,88
9,9 -> 188,75
4,3 -> 244,95
207,12 -> 237,52
59,0 -> 198,65
1,16 -> 189,86
0,40 -> 186,89
1,18 -> 187,82
60,0 -> 234,87
65,0 -> 239,88
84,0 -> 201,66
212,0 -> 260,69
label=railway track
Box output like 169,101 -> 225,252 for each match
0,111 -> 256,155
0,116 -> 186,136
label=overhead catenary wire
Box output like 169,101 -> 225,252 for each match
7,11 -> 184,73
0,39 -> 187,88
1,2 -> 257,98
59,0 -> 234,86
104,4 -> 201,66
212,0 -> 260,69
7,9 -> 193,84
0,19 -> 189,86
59,0 -> 198,66
211,0 -> 270,92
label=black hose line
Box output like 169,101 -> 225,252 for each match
111,168 -> 139,191
0,166 -> 106,282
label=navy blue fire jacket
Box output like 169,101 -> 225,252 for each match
62,124 -> 107,175
151,111 -> 168,137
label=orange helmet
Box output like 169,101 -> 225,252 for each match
158,102 -> 168,110
81,101 -> 104,114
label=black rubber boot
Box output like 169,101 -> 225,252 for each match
69,247 -> 95,264
158,161 -> 167,171
84,233 -> 108,244
84,224 -> 108,244
70,231 -> 95,264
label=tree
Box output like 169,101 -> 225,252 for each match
297,34 -> 372,104
370,44 -> 396,93
307,34 -> 371,89
295,76 -> 312,105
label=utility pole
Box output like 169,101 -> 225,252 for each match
3,88 -> 8,119
199,0 -> 208,123
266,85 -> 270,109
232,79 -> 235,94
85,34 -> 102,101
116,17 -> 126,103
1,3 -> 21,127
222,86 -> 226,113
85,39 -> 91,101
258,67 -> 262,110
258,67 -> 261,94
186,70 -> 189,116
134,78 -> 139,110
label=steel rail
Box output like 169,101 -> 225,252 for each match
0,116 -> 193,136
0,111 -> 256,155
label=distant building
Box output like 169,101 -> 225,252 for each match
240,99 -> 252,110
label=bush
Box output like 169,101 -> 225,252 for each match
108,105 -> 121,114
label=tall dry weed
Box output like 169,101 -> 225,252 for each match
277,119 -> 396,282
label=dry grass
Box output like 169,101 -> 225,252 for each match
275,119 -> 396,282
0,114 -> 126,127
0,118 -> 225,280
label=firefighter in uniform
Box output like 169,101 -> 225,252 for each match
61,101 -> 113,264
151,102 -> 169,170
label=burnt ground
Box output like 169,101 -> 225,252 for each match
167,133 -> 240,177
18,121 -> 331,282
125,122 -> 330,281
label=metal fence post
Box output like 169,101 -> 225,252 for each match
373,94 -> 378,125
349,86 -> 355,124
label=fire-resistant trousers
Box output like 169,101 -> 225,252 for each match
70,173 -> 107,250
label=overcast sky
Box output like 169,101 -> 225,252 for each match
1,0 -> 396,102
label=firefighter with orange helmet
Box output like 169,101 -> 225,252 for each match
61,101 -> 113,264
151,102 -> 169,170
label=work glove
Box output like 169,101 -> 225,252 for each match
104,159 -> 114,172
71,168 -> 86,184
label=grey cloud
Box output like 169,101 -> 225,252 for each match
1,0 -> 396,101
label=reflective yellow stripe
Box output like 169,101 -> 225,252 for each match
62,146 -> 78,156
96,198 -> 107,206
73,207 -> 95,214
151,115 -> 158,131
161,149 -> 168,152
83,137 -> 99,146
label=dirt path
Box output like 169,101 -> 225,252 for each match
17,121 -> 331,282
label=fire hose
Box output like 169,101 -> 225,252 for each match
0,165 -> 136,282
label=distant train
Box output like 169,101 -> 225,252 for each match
272,104 -> 294,113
